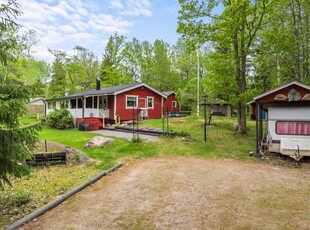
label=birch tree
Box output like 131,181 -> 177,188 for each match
178,0 -> 272,133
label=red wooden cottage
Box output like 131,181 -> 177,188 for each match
162,91 -> 180,114
45,81 -> 167,130
250,81 -> 310,160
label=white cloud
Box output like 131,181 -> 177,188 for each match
15,0 -> 152,62
77,7 -> 89,17
89,13 -> 133,33
110,0 -> 125,11
58,25 -> 77,33
110,0 -> 152,17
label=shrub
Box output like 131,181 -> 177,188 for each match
47,109 -> 74,129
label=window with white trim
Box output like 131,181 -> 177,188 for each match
172,101 -> 177,108
126,95 -> 138,108
70,99 -> 76,108
276,121 -> 310,135
147,96 -> 154,109
60,100 -> 68,109
77,98 -> 83,108
48,101 -> 56,109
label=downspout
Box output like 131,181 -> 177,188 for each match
161,97 -> 164,118
114,95 -> 117,121
82,96 -> 85,122
44,100 -> 47,119
259,103 -> 263,147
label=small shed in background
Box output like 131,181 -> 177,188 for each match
28,97 -> 45,116
162,91 -> 180,113
207,99 -> 232,117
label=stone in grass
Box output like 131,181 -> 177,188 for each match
84,136 -> 115,149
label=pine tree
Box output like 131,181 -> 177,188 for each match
0,0 -> 41,188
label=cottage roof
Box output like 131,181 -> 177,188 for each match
46,82 -> 167,101
253,81 -> 310,101
162,91 -> 175,97
30,97 -> 45,103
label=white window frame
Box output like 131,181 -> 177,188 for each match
126,95 -> 138,109
147,96 -> 154,109
172,101 -> 177,108
60,100 -> 68,109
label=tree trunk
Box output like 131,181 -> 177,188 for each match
237,101 -> 247,134
233,10 -> 248,134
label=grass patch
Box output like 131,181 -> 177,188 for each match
0,164 -> 100,228
0,115 -> 285,229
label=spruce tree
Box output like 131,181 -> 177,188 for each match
0,0 -> 41,188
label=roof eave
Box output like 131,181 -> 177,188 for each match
113,82 -> 168,98
253,81 -> 310,101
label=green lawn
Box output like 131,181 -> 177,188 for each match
39,115 -> 258,169
1,115 -> 258,228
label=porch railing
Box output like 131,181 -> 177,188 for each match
99,109 -> 109,118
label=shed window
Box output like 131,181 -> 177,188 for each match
126,96 -> 138,108
147,97 -> 154,109
276,121 -> 310,135
172,101 -> 177,108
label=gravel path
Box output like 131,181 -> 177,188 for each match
20,157 -> 310,230
90,129 -> 159,142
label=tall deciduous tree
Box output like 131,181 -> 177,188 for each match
0,0 -> 41,188
65,46 -> 99,93
47,49 -> 67,98
123,37 -> 143,82
252,0 -> 310,88
100,32 -> 131,86
178,0 -> 271,133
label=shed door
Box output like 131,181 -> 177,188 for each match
139,98 -> 146,108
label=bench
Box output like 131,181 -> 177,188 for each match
27,151 -> 67,166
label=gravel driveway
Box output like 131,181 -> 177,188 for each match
20,157 -> 310,230
90,129 -> 159,142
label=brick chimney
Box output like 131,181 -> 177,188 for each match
96,79 -> 100,90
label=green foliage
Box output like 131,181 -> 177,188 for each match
8,56 -> 50,97
47,51 -> 67,98
47,109 -> 74,129
178,0 -> 271,133
0,77 -> 42,188
0,1 -> 42,188
100,32 -> 132,86
6,191 -> 32,206
252,0 -> 310,86
47,46 -> 99,98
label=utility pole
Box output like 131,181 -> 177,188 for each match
196,45 -> 200,116
202,94 -> 208,144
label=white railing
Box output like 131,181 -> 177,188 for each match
99,109 -> 110,118
47,108 -> 109,119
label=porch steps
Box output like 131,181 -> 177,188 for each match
76,118 -> 103,131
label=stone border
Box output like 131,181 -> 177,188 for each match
5,163 -> 123,230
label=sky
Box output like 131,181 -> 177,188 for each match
11,0 -> 181,63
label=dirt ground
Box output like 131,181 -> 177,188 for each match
20,157 -> 310,230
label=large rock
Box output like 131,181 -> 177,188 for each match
84,136 -> 115,149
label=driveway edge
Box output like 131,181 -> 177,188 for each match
5,163 -> 123,230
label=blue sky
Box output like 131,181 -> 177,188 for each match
11,0 -> 181,63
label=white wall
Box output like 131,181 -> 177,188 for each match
268,106 -> 310,141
